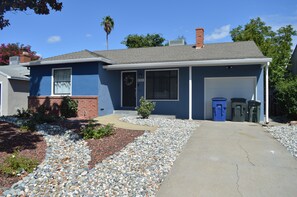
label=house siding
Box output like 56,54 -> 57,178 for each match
8,79 -> 29,115
29,62 -> 120,118
0,75 -> 8,115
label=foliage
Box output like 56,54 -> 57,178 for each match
275,76 -> 297,120
81,120 -> 115,139
0,150 -> 38,176
20,119 -> 37,132
0,0 -> 63,29
0,43 -> 39,65
101,16 -> 114,50
16,108 -> 33,119
230,17 -> 297,86
60,96 -> 78,118
121,34 -> 165,48
136,97 -> 156,119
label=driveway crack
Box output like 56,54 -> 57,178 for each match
236,164 -> 243,197
238,143 -> 255,166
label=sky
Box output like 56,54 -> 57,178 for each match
0,0 -> 297,58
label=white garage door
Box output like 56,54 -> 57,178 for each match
204,77 -> 257,120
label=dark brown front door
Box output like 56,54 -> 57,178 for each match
122,72 -> 136,107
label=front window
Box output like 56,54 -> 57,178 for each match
53,68 -> 71,95
146,69 -> 178,100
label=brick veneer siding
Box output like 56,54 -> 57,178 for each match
28,96 -> 98,118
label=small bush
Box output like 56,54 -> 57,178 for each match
15,108 -> 33,119
81,120 -> 114,139
275,77 -> 297,120
0,151 -> 38,176
60,96 -> 78,118
20,119 -> 37,132
136,97 -> 156,119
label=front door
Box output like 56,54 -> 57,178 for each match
122,71 -> 136,107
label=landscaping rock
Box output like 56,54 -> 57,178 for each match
0,116 -> 199,196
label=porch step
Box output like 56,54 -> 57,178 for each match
113,110 -> 176,119
113,110 -> 137,116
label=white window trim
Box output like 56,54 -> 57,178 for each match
121,70 -> 137,107
51,67 -> 72,96
203,76 -> 257,119
144,68 -> 179,101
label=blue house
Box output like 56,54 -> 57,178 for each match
24,28 -> 271,122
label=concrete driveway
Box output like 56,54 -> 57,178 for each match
157,121 -> 297,197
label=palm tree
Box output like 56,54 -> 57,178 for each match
101,16 -> 114,50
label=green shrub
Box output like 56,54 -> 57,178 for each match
30,105 -> 60,124
136,97 -> 156,119
81,120 -> 115,139
275,77 -> 297,120
20,119 -> 37,132
15,108 -> 33,119
60,96 -> 78,118
0,151 -> 38,176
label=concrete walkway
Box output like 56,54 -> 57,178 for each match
157,121 -> 297,197
94,114 -> 157,131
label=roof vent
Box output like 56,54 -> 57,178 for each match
169,39 -> 185,46
9,56 -> 20,65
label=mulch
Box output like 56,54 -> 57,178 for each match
0,119 -> 144,195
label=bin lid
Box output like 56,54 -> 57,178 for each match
248,100 -> 261,106
231,98 -> 246,103
212,97 -> 227,101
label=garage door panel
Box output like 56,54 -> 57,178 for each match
204,77 -> 256,120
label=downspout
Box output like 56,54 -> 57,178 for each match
265,62 -> 270,124
189,66 -> 192,120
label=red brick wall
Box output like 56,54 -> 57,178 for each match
28,96 -> 98,119
196,28 -> 204,48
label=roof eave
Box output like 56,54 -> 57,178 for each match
103,58 -> 272,70
22,57 -> 112,67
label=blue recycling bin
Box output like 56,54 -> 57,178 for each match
212,97 -> 227,121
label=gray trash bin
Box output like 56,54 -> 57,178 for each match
231,98 -> 247,122
248,100 -> 261,123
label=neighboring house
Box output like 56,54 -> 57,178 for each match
0,54 -> 31,116
24,28 -> 271,122
291,45 -> 297,75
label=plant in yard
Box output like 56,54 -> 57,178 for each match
136,97 -> 156,119
15,108 -> 33,119
0,150 -> 38,176
60,96 -> 78,118
81,120 -> 115,139
275,76 -> 297,120
20,119 -> 37,132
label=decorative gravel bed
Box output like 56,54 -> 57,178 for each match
1,116 -> 199,196
267,125 -> 297,157
0,121 -> 46,195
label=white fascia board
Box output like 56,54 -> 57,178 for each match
0,71 -> 11,78
22,57 -> 112,67
9,77 -> 30,81
103,58 -> 272,70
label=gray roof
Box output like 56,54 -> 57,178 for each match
0,64 -> 29,80
43,49 -> 106,62
94,41 -> 265,64
29,41 -> 266,67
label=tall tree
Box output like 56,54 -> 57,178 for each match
101,16 -> 114,50
230,17 -> 297,85
0,43 -> 39,65
0,0 -> 63,30
121,34 -> 165,48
